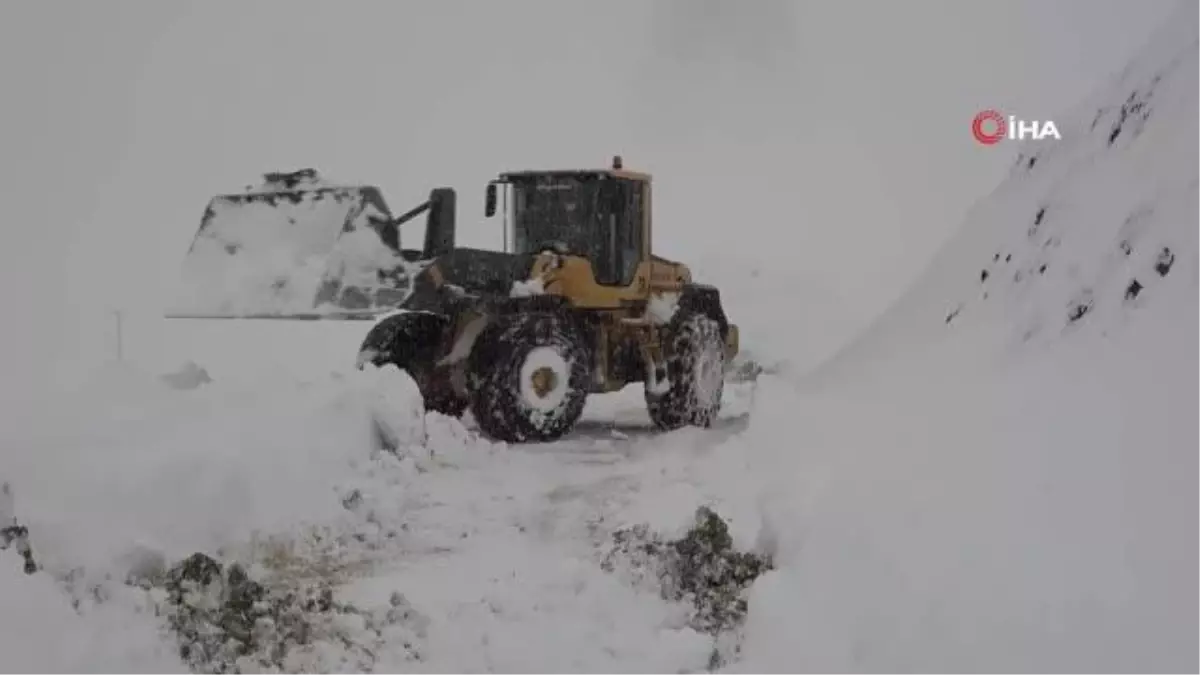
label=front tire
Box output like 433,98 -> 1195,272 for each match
468,313 -> 590,443
358,312 -> 468,417
646,310 -> 726,430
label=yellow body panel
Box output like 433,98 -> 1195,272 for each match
528,254 -> 692,309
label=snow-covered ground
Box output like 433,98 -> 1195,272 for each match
2,3 -> 1196,672
3,350 -> 762,672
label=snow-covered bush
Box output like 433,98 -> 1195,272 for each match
1,482 -> 38,574
665,507 -> 773,636
151,551 -> 426,674
160,361 -> 213,390
601,506 -> 773,667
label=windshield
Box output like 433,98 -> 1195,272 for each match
508,174 -> 643,286
511,174 -> 604,256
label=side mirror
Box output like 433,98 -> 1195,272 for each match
485,183 -> 497,218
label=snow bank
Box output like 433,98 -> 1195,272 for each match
736,313 -> 1195,671
0,552 -> 183,672
1,362 -> 427,580
724,4 -> 1198,671
0,359 -> 504,672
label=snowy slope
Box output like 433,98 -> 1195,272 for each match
817,4 -> 1197,376
727,4 -> 1199,671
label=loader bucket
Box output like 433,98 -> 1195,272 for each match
167,170 -> 418,320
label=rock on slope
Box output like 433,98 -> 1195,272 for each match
817,1 -> 1197,373
733,2 -> 1197,672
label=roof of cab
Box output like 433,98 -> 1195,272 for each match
497,168 -> 651,182
497,157 -> 651,182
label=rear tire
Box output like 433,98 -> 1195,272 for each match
468,313 -> 589,443
358,312 -> 468,417
646,310 -> 726,430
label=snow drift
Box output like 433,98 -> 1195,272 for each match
726,4 -> 1199,671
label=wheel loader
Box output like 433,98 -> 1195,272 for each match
167,158 -> 739,443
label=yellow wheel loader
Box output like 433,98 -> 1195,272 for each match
169,158 -> 739,443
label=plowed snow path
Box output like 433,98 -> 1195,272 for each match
332,379 -> 759,672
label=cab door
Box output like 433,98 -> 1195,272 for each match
593,177 -> 646,288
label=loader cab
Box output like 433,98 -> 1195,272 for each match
487,160 -> 649,287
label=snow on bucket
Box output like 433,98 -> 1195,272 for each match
167,170 -> 417,319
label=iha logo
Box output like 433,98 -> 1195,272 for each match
972,109 -> 1061,145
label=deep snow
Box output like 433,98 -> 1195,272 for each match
732,5 -> 1198,670
2,2 -> 1197,672
2,355 -> 760,672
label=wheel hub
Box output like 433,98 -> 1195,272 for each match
518,346 -> 572,413
530,366 -> 558,399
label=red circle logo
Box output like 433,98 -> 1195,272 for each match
972,109 -> 1006,145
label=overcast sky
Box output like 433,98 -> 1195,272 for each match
0,0 -> 1177,384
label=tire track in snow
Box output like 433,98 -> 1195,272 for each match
322,382 -> 758,671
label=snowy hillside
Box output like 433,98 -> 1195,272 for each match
1,2 -> 1196,673
819,6 -> 1198,375
732,4 -> 1198,671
